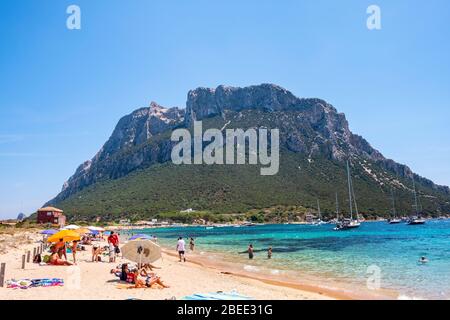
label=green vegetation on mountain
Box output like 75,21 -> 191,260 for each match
55,150 -> 448,222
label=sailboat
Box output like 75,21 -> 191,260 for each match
330,192 -> 339,224
407,176 -> 426,225
388,188 -> 401,224
313,199 -> 326,225
335,161 -> 361,230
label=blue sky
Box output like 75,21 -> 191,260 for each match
1,0 -> 449,219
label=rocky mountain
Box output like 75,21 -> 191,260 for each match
47,84 -> 450,220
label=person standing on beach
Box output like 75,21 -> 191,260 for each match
268,247 -> 272,259
248,244 -> 254,260
176,237 -> 186,262
189,238 -> 195,252
109,242 -> 116,263
108,231 -> 120,256
72,240 -> 78,264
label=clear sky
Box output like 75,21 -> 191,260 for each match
1,0 -> 449,219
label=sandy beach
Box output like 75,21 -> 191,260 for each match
0,230 -> 334,300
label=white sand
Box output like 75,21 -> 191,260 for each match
0,230 -> 333,300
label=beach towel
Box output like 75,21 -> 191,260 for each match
183,291 -> 252,300
116,283 -> 166,290
7,278 -> 64,289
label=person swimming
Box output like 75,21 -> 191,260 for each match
419,256 -> 428,263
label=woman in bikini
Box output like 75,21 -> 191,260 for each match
134,268 -> 169,288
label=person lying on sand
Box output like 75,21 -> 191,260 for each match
141,263 -> 161,272
111,264 -> 132,281
134,268 -> 170,289
49,252 -> 73,266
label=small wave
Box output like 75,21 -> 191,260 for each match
270,269 -> 281,275
244,265 -> 260,272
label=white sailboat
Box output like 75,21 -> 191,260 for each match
407,176 -> 426,225
335,161 -> 361,230
313,199 -> 326,225
388,188 -> 401,224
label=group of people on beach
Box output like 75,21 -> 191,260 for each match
111,263 -> 169,289
92,231 -> 121,263
44,231 -> 121,266
48,239 -> 76,266
175,237 -> 273,261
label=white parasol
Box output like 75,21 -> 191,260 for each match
121,240 -> 162,265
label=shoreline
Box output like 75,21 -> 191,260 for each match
159,247 -> 397,301
0,230 -> 335,300
161,249 -> 352,300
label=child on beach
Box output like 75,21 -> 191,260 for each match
268,247 -> 272,259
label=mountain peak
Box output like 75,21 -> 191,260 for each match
47,84 -> 450,216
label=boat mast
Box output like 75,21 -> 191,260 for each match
335,192 -> 339,220
391,187 -> 397,218
317,199 -> 321,221
347,160 -> 353,220
351,176 -> 360,221
412,176 -> 419,216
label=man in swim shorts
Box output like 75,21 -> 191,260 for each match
176,237 -> 186,262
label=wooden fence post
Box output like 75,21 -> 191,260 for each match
26,251 -> 31,263
33,248 -> 37,260
21,255 -> 26,269
0,263 -> 5,287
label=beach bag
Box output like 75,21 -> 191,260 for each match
115,246 -> 121,254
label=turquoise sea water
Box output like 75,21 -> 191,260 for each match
132,220 -> 450,299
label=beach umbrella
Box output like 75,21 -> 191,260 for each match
63,224 -> 80,230
74,228 -> 91,234
121,240 -> 161,264
129,234 -> 151,241
87,226 -> 105,232
47,230 -> 81,243
40,229 -> 58,235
